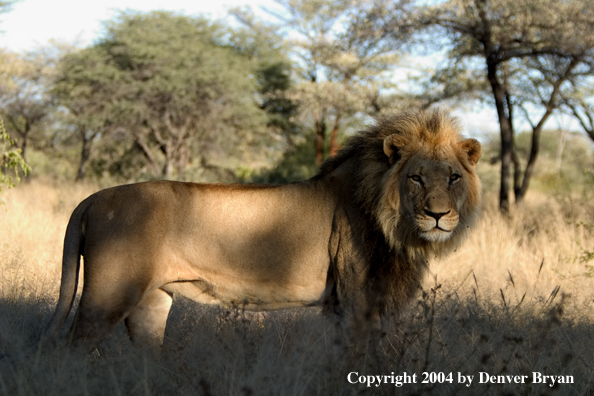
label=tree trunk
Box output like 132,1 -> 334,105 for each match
514,61 -> 575,202
479,10 -> 513,213
314,110 -> 326,167
76,128 -> 93,182
511,143 -> 521,196
6,115 -> 30,160
18,121 -> 30,160
514,110 -> 553,202
163,153 -> 173,178
329,114 -> 341,157
134,135 -> 162,176
555,130 -> 567,173
486,61 -> 513,213
20,132 -> 28,160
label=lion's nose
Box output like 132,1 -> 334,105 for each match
424,209 -> 450,221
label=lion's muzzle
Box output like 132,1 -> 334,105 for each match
417,209 -> 459,242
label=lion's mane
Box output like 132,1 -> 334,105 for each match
319,109 -> 481,315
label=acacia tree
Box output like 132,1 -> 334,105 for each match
0,49 -> 55,160
228,8 -> 299,154
269,0 -> 413,165
55,11 -> 283,181
53,43 -> 133,181
0,1 -> 30,194
0,116 -> 29,196
421,0 -> 594,212
560,81 -> 594,143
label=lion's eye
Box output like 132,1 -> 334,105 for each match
450,174 -> 461,182
409,175 -> 423,184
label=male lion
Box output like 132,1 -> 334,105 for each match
42,108 -> 481,352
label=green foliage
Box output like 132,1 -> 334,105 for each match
0,117 -> 30,197
0,0 -> 15,17
582,250 -> 594,263
52,11 -> 295,182
518,130 -> 594,195
266,0 -> 413,165
0,48 -> 57,161
237,132 -> 318,184
480,129 -> 594,197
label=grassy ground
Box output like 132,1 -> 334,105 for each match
1,180 -> 594,395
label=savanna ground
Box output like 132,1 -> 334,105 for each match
1,169 -> 594,395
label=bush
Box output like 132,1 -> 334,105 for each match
0,117 -> 30,197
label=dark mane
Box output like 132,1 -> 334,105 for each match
315,126 -> 402,315
317,128 -> 387,178
316,109 -> 464,180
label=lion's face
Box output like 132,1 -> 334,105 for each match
400,154 -> 468,243
382,132 -> 482,246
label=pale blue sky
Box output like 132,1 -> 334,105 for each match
0,0 -> 277,51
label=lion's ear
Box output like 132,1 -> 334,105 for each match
459,138 -> 482,166
383,134 -> 408,165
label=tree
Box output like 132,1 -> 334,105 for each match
0,0 -> 15,23
560,81 -> 594,143
52,44 -> 130,181
54,11 -> 284,181
0,116 -> 29,197
0,0 -> 31,197
0,49 -> 55,160
229,7 -> 300,155
269,0 -> 414,166
421,0 -> 594,212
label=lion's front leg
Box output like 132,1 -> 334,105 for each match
327,293 -> 381,361
324,269 -> 381,354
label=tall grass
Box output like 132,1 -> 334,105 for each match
1,180 -> 593,395
434,192 -> 594,309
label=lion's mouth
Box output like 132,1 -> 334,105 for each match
419,226 -> 453,242
416,212 -> 459,241
424,226 -> 452,235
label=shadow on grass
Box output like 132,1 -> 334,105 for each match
0,289 -> 593,396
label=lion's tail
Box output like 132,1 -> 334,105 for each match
40,199 -> 88,348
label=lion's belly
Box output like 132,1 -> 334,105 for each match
163,228 -> 332,310
163,272 -> 328,311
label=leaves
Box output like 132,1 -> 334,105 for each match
0,117 -> 30,198
53,11 -> 289,181
266,0 -> 413,164
0,48 -> 58,159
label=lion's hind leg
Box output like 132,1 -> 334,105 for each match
68,279 -> 157,353
124,288 -> 173,349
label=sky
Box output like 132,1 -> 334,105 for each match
0,0 -> 278,51
3,0 -> 575,137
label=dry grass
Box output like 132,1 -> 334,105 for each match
1,180 -> 594,395
434,192 -> 594,312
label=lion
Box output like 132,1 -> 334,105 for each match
41,108 -> 481,352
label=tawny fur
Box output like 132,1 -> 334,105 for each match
42,108 -> 482,352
